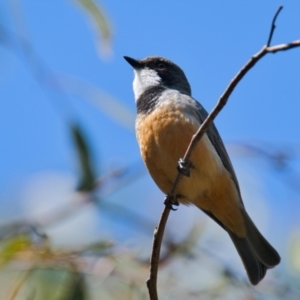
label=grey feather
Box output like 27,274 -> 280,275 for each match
242,209 -> 281,268
193,99 -> 242,198
190,96 -> 280,282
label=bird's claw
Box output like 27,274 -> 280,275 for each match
164,194 -> 179,211
177,158 -> 191,177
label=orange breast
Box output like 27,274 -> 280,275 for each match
136,104 -> 246,236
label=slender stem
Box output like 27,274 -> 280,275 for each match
146,207 -> 170,300
267,6 -> 283,47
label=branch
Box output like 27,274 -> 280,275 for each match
146,208 -> 170,300
147,6 -> 300,300
267,6 -> 283,47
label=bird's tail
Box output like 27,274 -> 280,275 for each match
228,210 -> 280,285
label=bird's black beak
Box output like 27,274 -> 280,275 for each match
124,56 -> 142,69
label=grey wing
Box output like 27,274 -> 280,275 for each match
193,100 -> 242,201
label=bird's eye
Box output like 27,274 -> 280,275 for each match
157,63 -> 166,70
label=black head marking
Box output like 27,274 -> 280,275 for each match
139,56 -> 192,96
124,56 -> 192,115
136,85 -> 166,114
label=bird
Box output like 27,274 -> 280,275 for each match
124,55 -> 280,285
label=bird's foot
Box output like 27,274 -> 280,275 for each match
164,194 -> 180,211
177,158 -> 192,177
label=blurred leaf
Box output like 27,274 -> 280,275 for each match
71,124 -> 96,191
2,267 -> 87,300
79,240 -> 114,255
74,0 -> 111,56
288,230 -> 300,274
180,223 -> 204,251
66,272 -> 87,300
8,269 -> 33,300
55,74 -> 135,131
0,235 -> 32,265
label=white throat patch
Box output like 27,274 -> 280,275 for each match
133,68 -> 161,101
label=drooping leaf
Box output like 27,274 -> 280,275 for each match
71,124 -> 96,191
55,75 -> 135,131
74,0 -> 112,56
66,272 -> 87,300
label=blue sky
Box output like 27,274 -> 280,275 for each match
0,0 -> 300,284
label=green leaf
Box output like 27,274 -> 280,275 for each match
0,235 -> 32,265
71,124 -> 96,191
66,272 -> 87,300
0,267 -> 87,300
74,0 -> 111,56
78,240 -> 114,255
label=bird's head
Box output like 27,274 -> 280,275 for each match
124,56 -> 191,101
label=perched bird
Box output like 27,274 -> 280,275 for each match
124,55 -> 280,285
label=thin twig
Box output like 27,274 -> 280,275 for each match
267,6 -> 283,47
147,6 -> 300,300
0,166 -> 148,240
146,208 -> 170,300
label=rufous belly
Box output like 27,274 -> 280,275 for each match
136,106 -> 246,236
